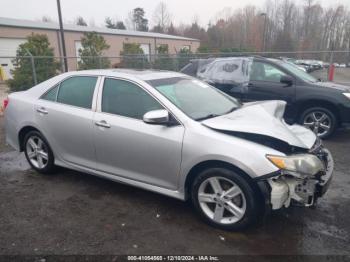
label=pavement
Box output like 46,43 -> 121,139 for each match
0,116 -> 350,256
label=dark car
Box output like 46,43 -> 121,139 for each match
181,57 -> 350,138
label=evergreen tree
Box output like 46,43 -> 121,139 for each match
132,8 -> 149,32
78,32 -> 110,70
120,43 -> 149,69
105,17 -> 126,30
7,34 -> 59,91
76,16 -> 87,26
153,45 -> 175,71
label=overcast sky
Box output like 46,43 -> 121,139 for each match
1,0 -> 349,28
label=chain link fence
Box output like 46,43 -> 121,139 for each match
1,50 -> 350,88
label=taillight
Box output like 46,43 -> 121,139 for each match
3,97 -> 9,110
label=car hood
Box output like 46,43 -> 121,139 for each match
315,81 -> 350,92
202,100 -> 316,150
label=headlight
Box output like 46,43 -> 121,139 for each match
343,93 -> 350,99
266,154 -> 324,176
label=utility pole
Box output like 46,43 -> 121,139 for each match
57,0 -> 68,72
348,37 -> 350,67
260,13 -> 267,52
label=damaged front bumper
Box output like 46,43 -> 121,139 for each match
259,141 -> 334,210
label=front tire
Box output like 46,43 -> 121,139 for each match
299,107 -> 337,139
24,130 -> 56,174
191,168 -> 260,230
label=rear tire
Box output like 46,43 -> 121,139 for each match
24,130 -> 56,174
191,167 -> 260,231
299,107 -> 337,139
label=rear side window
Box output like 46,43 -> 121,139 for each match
57,76 -> 97,109
102,78 -> 163,119
42,84 -> 59,101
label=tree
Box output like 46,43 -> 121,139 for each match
76,16 -> 87,26
78,32 -> 110,70
153,45 -> 175,70
151,24 -> 164,33
183,20 -> 207,42
120,43 -> 149,69
152,2 -> 172,33
42,16 -> 52,22
167,23 -> 178,35
105,17 -> 116,28
105,17 -> 126,29
116,21 -> 126,30
7,34 -> 60,91
132,8 -> 149,31
176,48 -> 193,70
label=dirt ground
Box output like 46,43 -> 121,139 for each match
0,116 -> 350,256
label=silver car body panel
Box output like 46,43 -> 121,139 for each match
202,100 -> 316,149
94,76 -> 185,190
4,69 -> 324,202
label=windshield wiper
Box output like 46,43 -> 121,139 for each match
196,107 -> 238,121
196,114 -> 221,121
224,106 -> 238,114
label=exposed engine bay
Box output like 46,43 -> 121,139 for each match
200,99 -> 333,210
268,139 -> 334,209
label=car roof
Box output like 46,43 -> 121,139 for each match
65,69 -> 187,81
189,56 -> 273,65
266,58 -> 283,64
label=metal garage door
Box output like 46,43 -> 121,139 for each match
0,38 -> 26,79
140,43 -> 150,61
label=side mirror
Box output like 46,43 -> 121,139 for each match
143,109 -> 169,125
280,75 -> 294,86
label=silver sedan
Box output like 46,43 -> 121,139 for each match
4,69 -> 333,230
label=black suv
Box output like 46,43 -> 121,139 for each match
181,57 -> 350,138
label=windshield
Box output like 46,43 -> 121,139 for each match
279,61 -> 318,83
147,77 -> 240,120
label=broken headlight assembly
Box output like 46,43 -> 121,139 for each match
266,154 -> 325,177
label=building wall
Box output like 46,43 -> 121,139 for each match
0,26 -> 200,71
0,26 -> 62,56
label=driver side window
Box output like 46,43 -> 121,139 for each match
250,62 -> 286,83
102,78 -> 163,120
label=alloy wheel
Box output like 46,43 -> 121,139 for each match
303,111 -> 331,137
198,176 -> 246,224
25,136 -> 49,169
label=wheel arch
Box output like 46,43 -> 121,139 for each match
184,160 -> 263,201
296,99 -> 340,125
18,126 -> 41,152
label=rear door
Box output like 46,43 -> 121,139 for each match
35,75 -> 99,169
93,77 -> 184,190
244,61 -> 295,103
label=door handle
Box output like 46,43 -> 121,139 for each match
36,107 -> 48,115
95,120 -> 111,128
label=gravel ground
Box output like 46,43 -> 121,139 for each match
0,116 -> 350,256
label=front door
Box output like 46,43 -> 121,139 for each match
244,61 -> 295,103
93,78 -> 184,190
